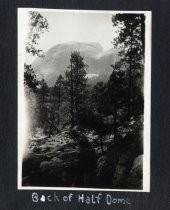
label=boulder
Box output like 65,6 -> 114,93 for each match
124,154 -> 143,189
112,154 -> 143,189
130,155 -> 143,178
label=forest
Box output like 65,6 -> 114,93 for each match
22,12 -> 145,189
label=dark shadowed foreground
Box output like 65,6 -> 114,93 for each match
22,116 -> 143,189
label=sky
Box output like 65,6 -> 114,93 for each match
25,10 -> 117,63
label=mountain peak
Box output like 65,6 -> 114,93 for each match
33,42 -> 119,86
60,41 -> 103,48
48,41 -> 104,54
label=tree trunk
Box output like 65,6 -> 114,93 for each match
48,123 -> 52,138
127,31 -> 133,118
58,86 -> 61,125
114,101 -> 117,128
70,60 -> 74,128
113,101 -> 118,141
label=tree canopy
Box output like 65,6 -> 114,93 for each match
26,11 -> 49,57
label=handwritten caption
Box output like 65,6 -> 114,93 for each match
32,192 -> 132,206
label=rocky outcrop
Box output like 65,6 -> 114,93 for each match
95,127 -> 143,189
23,119 -> 143,189
22,132 -> 96,187
111,130 -> 143,189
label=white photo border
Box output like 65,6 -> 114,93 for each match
18,8 -> 151,192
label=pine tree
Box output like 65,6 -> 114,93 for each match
93,81 -> 108,115
65,51 -> 88,128
36,79 -> 49,130
53,74 -> 65,127
107,62 -> 126,131
112,14 -> 145,117
44,88 -> 59,137
24,63 -> 39,93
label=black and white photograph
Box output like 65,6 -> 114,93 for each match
18,9 -> 151,191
